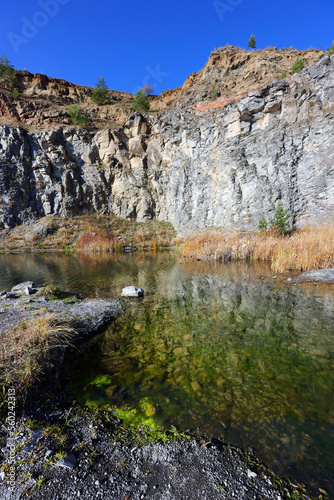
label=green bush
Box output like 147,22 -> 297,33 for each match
91,75 -> 109,105
276,70 -> 287,80
210,84 -> 218,101
291,56 -> 304,75
68,105 -> 90,127
12,88 -> 20,100
258,215 -> 268,233
326,41 -> 334,55
92,87 -> 108,104
247,34 -> 256,49
258,203 -> 290,235
0,54 -> 16,89
132,88 -> 150,112
269,202 -> 289,235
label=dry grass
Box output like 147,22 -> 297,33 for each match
0,214 -> 176,253
0,315 -> 75,391
179,230 -> 253,262
179,224 -> 334,273
270,224 -> 334,272
77,231 -> 118,253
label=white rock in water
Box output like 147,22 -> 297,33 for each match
121,286 -> 144,297
12,281 -> 37,292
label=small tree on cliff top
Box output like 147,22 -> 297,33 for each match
0,54 -> 16,89
247,34 -> 256,49
92,75 -> 109,104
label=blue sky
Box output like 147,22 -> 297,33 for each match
1,0 -> 333,94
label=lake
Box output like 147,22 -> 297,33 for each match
1,251 -> 334,495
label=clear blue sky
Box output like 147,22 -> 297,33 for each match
1,0 -> 333,94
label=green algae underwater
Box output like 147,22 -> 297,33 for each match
1,252 -> 334,494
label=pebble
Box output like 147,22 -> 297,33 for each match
45,449 -> 54,460
55,453 -> 77,469
247,469 -> 257,478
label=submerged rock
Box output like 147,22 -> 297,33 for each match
11,281 -> 38,292
121,286 -> 144,297
291,268 -> 334,284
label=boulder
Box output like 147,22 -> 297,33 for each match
291,268 -> 334,284
11,282 -> 38,294
121,286 -> 144,297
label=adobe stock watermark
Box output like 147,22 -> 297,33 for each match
131,64 -> 169,95
213,0 -> 243,22
6,388 -> 16,492
8,0 -> 71,54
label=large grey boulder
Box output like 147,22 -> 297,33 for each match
292,268 -> 334,284
121,286 -> 144,297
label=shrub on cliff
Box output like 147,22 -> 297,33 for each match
327,41 -> 334,55
132,88 -> 150,112
143,83 -> 154,96
12,88 -> 20,100
258,202 -> 290,236
210,84 -> 218,101
276,70 -> 287,80
68,105 -> 90,127
91,75 -> 109,105
0,54 -> 16,89
291,57 -> 304,75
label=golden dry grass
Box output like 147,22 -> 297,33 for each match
0,315 -> 75,390
270,224 -> 334,272
179,224 -> 334,273
0,214 -> 176,253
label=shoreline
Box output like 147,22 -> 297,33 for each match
1,400 -> 318,499
0,216 -> 333,275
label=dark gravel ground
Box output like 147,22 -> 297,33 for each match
0,396 -> 300,500
0,389 -> 319,500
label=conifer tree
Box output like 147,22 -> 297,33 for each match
247,34 -> 256,49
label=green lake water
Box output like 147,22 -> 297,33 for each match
1,252 -> 334,495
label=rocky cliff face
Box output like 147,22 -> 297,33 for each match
169,45 -> 324,109
0,47 -> 324,128
0,55 -> 333,233
0,70 -> 133,129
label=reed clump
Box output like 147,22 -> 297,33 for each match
77,225 -> 174,253
270,224 -> 334,272
0,315 -> 75,391
179,224 -> 334,273
77,231 -> 120,253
